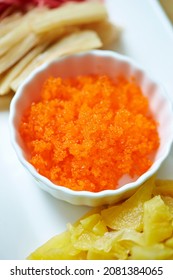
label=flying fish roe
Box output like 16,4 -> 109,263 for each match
20,74 -> 160,192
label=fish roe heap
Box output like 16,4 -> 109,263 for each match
20,74 -> 160,192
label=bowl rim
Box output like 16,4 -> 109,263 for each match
9,49 -> 173,201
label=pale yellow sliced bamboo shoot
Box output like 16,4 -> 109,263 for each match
11,30 -> 102,92
0,44 -> 48,95
0,33 -> 38,74
31,2 -> 108,34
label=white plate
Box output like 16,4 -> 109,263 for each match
1,0 -> 173,260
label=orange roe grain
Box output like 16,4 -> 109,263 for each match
20,75 -> 160,192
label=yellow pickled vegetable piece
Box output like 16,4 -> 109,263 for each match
101,176 -> 155,231
68,213 -> 108,251
165,236 -> 173,248
27,231 -> 82,260
161,195 -> 173,217
130,244 -> 173,260
93,229 -> 144,260
143,195 -> 172,245
87,249 -> 116,260
92,220 -> 108,236
80,213 -> 101,230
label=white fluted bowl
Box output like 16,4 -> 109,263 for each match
9,50 -> 173,206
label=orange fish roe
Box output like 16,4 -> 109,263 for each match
20,74 -> 160,192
